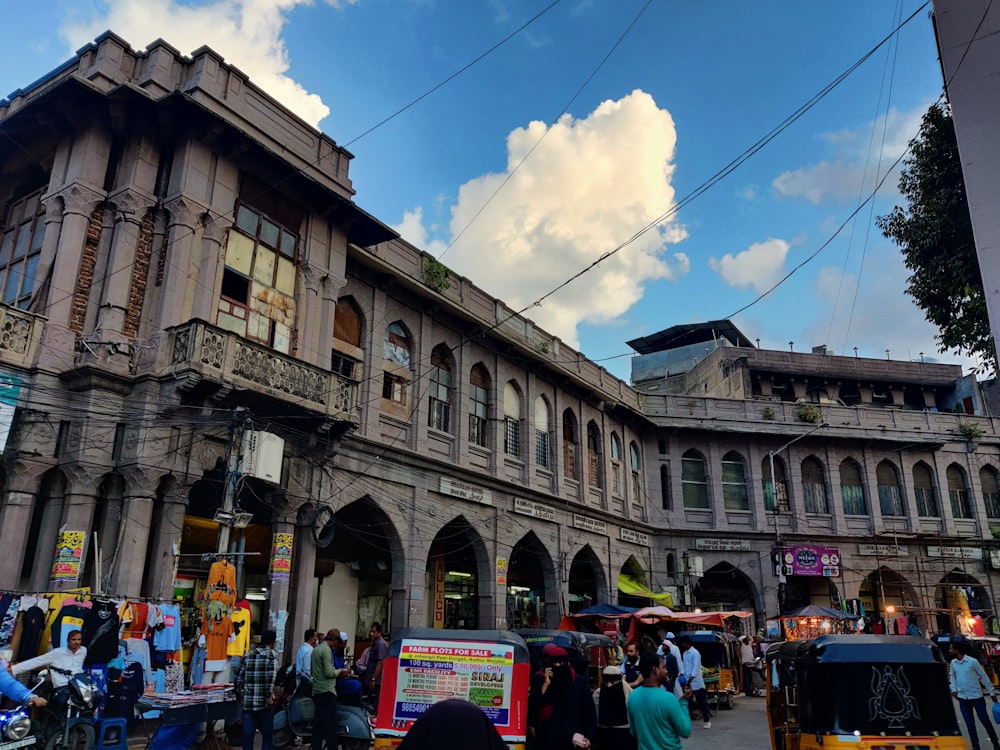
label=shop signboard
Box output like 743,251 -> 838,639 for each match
49,530 -> 85,586
696,538 -> 751,552
772,544 -> 841,577
389,638 -> 519,729
495,556 -> 508,586
432,556 -> 445,629
270,532 -> 293,581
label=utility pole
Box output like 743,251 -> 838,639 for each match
217,407 -> 250,555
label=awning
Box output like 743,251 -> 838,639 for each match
617,574 -> 675,607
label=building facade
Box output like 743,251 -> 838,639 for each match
1,33 -> 998,660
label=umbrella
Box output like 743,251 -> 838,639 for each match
780,604 -> 860,620
633,606 -> 675,623
571,603 -> 637,618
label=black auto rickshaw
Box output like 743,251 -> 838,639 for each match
766,635 -> 964,750
516,629 -> 614,689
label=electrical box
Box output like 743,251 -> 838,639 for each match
243,430 -> 284,484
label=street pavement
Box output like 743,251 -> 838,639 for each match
683,692 -> 771,750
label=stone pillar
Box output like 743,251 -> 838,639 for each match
0,490 -> 34,589
191,219 -> 227,322
156,197 -> 204,331
97,189 -> 153,335
108,470 -> 157,597
51,466 -> 99,592
28,471 -> 67,592
397,487 -> 428,630
267,518 -> 295,656
287,506 -> 318,663
144,485 -> 188,600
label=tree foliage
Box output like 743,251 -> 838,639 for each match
876,102 -> 995,374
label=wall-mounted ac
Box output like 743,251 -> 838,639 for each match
243,430 -> 284,484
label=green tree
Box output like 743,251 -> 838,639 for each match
877,102 -> 995,374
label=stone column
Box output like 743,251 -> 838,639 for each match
190,218 -> 227,322
97,189 -> 153,334
51,465 -> 99,592
267,517 -> 296,657
397,487 -> 429,630
287,505 -> 318,663
107,469 -> 157,598
862,448 -> 885,534
155,197 -> 204,330
144,483 -> 188,600
0,459 -> 49,589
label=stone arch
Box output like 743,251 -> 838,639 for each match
507,530 -> 559,628
694,561 -> 760,625
860,566 -> 921,627
569,544 -> 608,612
937,569 -> 992,635
426,515 -> 492,630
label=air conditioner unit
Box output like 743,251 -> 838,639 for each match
243,430 -> 284,484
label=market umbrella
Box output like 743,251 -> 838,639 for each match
632,606 -> 675,623
571,603 -> 637,618
780,604 -> 860,620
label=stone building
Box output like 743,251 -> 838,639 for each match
0,33 -> 997,659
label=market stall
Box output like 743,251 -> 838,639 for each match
778,604 -> 861,641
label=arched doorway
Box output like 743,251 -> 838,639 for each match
618,555 -> 649,608
506,532 -> 556,629
568,545 -> 607,614
426,516 -> 489,630
937,570 -> 993,635
860,567 -> 920,631
694,562 -> 759,628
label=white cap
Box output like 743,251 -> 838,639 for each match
341,632 -> 349,642
665,632 -> 676,640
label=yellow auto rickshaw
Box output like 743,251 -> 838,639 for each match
766,634 -> 965,750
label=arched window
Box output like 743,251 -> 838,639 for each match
503,382 -> 522,457
660,464 -> 671,509
563,410 -> 578,480
332,297 -> 364,378
981,466 -> 1000,519
681,450 -> 709,509
762,455 -> 788,512
534,396 -> 550,467
469,364 -> 491,447
801,457 -> 829,513
610,433 -> 623,496
427,344 -> 453,432
721,451 -> 749,511
630,442 -> 642,504
587,422 -> 602,488
838,459 -> 864,515
913,462 -> 938,517
947,464 -> 972,519
381,321 -> 412,405
877,461 -> 905,516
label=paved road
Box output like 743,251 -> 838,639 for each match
683,693 -> 772,750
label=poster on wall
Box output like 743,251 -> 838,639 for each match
495,556 -> 508,587
772,545 -> 841,577
49,530 -> 86,586
270,532 -> 293,581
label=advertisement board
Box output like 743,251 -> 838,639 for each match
773,544 -> 841,577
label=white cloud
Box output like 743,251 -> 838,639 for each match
59,0 -> 350,127
772,103 -> 929,206
406,89 -> 689,348
708,238 -> 791,295
392,207 -> 448,256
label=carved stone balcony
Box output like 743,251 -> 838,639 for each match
168,320 -> 358,422
0,303 -> 45,369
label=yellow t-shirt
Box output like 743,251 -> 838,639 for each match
228,608 -> 252,657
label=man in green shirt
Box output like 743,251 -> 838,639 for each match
311,629 -> 350,750
628,652 -> 692,750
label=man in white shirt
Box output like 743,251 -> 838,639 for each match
950,640 -> 1000,750
295,629 -> 318,695
677,635 -> 712,729
13,630 -> 87,689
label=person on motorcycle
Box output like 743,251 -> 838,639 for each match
12,630 -> 87,689
1,661 -> 47,708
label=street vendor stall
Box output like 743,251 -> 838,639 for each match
779,605 -> 860,640
136,685 -> 239,750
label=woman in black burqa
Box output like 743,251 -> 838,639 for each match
528,644 -> 596,749
398,699 -> 507,750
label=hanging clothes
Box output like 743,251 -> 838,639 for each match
228,607 -> 251,658
51,599 -> 91,649
82,599 -> 121,665
153,603 -> 182,653
0,594 -> 19,647
206,560 -> 237,607
16,606 -> 47,661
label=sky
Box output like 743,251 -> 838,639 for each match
0,0 -> 971,382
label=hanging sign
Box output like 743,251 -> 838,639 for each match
269,532 -> 293,581
773,544 -> 841,577
49,530 -> 86,586
495,556 -> 508,587
433,556 -> 446,628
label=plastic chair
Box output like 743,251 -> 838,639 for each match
96,717 -> 129,750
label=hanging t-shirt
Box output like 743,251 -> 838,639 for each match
204,617 -> 234,663
153,604 -> 182,652
0,594 -> 19,647
206,561 -> 237,606
105,663 -> 146,719
125,638 -> 151,681
228,608 -> 251,657
83,599 -> 121,665
51,601 -> 91,650
126,603 -> 149,639
16,606 -> 47,661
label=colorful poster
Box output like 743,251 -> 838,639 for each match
773,545 -> 841,577
0,372 -> 23,454
495,556 -> 508,587
270,532 -> 293,581
432,556 -> 445,629
49,530 -> 85,585
391,639 -> 515,726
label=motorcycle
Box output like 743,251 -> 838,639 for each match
272,668 -> 373,750
0,676 -> 46,750
37,670 -> 104,750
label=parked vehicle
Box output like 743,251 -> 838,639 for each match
765,634 -> 964,750
38,671 -> 103,750
687,630 -> 740,708
271,667 -> 374,750
0,676 -> 46,750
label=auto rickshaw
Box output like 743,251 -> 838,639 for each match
765,635 -> 964,750
374,628 -> 530,749
516,628 -> 615,689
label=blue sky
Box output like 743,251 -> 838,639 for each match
0,0 -> 966,381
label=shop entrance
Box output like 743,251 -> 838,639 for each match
506,532 -> 555,629
694,562 -> 758,627
426,516 -> 488,630
568,545 -> 606,614
860,567 -> 919,633
937,569 -> 993,635
781,576 -> 839,613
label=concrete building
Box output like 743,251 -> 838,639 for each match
1,33 -> 998,660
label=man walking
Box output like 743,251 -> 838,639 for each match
620,642 -> 643,688
627,652 -> 691,750
237,630 -> 279,750
676,635 -> 711,729
312,629 -> 349,750
950,640 -> 1000,750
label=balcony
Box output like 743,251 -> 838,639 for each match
168,320 -> 358,421
0,303 -> 45,369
